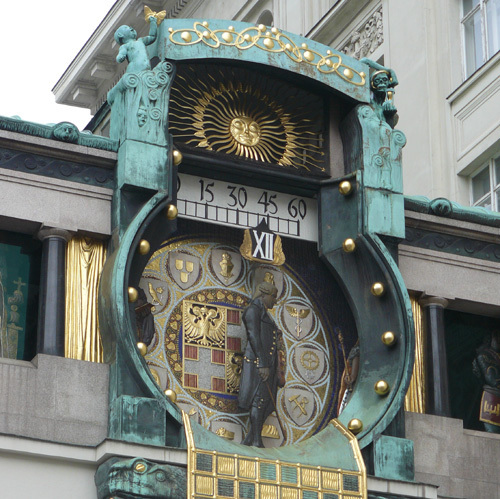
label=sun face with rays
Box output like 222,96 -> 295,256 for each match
230,116 -> 261,147
169,64 -> 326,173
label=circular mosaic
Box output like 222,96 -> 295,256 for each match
140,235 -> 347,446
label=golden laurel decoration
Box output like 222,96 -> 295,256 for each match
169,64 -> 326,172
168,22 -> 365,86
239,229 -> 286,265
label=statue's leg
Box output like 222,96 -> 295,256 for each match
243,397 -> 266,447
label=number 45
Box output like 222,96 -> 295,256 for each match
258,192 -> 278,214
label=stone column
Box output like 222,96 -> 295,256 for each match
37,228 -> 71,356
420,296 -> 450,417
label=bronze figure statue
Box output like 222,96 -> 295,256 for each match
238,273 -> 285,447
473,331 -> 500,433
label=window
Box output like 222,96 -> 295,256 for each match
462,0 -> 500,78
471,156 -> 500,210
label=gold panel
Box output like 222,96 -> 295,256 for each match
260,484 -> 277,499
321,470 -> 340,491
195,475 -> 213,496
301,467 -> 319,488
239,458 -> 257,479
65,236 -> 106,362
217,455 -> 236,476
282,487 -> 299,499
405,296 -> 426,413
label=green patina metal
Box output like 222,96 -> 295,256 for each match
319,172 -> 414,449
158,19 -> 369,104
95,457 -> 187,499
373,436 -> 415,482
406,194 -> 500,227
97,16 -> 416,496
0,115 -> 118,151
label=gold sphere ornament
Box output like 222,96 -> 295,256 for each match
202,21 -> 209,27
342,238 -> 356,253
166,204 -> 178,220
381,331 -> 397,346
138,239 -> 150,255
128,287 -> 138,303
228,26 -> 234,32
271,27 -> 278,34
374,380 -> 390,396
258,24 -> 265,31
285,43 -> 292,51
326,59 -> 333,68
180,31 -> 192,42
303,51 -> 314,62
244,33 -> 251,42
164,389 -> 177,403
343,68 -> 354,79
301,43 -> 308,49
338,180 -> 353,196
371,282 -> 385,297
134,462 -> 146,473
222,32 -> 233,43
203,30 -> 210,39
264,37 -> 274,49
137,342 -> 147,356
173,149 -> 183,166
347,418 -> 363,434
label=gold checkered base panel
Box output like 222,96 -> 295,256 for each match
190,449 -> 364,499
183,412 -> 367,499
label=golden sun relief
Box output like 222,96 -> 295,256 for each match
169,64 -> 327,174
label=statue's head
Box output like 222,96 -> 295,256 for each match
114,25 -> 137,45
371,70 -> 391,93
254,273 -> 278,309
53,122 -> 79,143
137,107 -> 148,127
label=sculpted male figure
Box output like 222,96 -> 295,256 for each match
473,331 -> 500,433
360,58 -> 399,128
238,274 -> 285,447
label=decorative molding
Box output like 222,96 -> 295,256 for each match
404,226 -> 500,263
340,7 -> 383,60
0,147 -> 114,189
0,116 -> 118,152
168,21 -> 366,85
405,195 -> 500,228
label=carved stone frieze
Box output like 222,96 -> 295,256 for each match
404,226 -> 500,263
341,7 -> 383,60
0,147 -> 114,188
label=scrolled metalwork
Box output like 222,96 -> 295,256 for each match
168,22 -> 366,86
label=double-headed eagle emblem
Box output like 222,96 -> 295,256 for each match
183,301 -> 226,347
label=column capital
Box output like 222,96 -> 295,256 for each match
37,227 -> 72,243
419,296 -> 449,309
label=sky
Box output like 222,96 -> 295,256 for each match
0,0 -> 117,130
